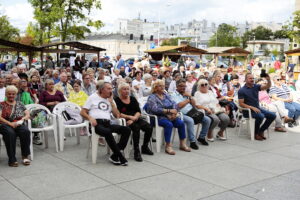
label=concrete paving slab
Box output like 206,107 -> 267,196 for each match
234,176 -> 300,200
179,161 -> 275,189
9,167 -> 110,200
118,171 -> 226,200
228,152 -> 300,175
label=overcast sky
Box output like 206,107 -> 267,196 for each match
0,0 -> 296,32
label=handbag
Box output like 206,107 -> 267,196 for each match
219,99 -> 230,107
186,107 -> 204,124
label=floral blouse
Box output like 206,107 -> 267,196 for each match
146,93 -> 178,119
0,101 -> 26,122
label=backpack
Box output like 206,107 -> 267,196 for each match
30,109 -> 49,128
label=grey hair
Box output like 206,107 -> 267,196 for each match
143,73 -> 152,81
52,70 -> 59,75
197,79 -> 208,91
5,85 -> 18,94
44,79 -> 54,88
176,78 -> 186,87
96,80 -> 111,91
117,82 -> 130,96
273,75 -> 280,81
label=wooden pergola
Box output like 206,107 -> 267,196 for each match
205,47 -> 251,68
39,41 -> 106,67
0,39 -> 106,68
0,39 -> 41,67
144,45 -> 207,61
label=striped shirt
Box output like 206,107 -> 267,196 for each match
269,84 -> 290,99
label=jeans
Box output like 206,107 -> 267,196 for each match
95,119 -> 131,157
284,102 -> 300,120
0,124 -> 31,164
183,115 -> 211,142
208,113 -> 230,131
250,108 -> 276,134
158,117 -> 186,143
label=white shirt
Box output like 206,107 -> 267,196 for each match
132,79 -> 144,98
83,93 -> 111,120
194,90 -> 219,112
168,80 -> 176,94
0,87 -> 5,102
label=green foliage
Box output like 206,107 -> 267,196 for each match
28,0 -> 104,43
208,23 -> 241,47
271,49 -> 279,57
268,67 -> 276,74
242,26 -> 273,48
263,48 -> 271,57
163,56 -> 171,67
0,15 -> 20,41
161,37 -> 191,46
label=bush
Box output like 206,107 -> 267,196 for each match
268,67 -> 276,74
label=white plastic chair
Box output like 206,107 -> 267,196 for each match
52,102 -> 89,151
86,118 -> 128,164
26,104 -> 59,156
236,104 -> 255,140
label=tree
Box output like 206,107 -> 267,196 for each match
242,26 -> 274,48
0,15 -> 20,41
29,0 -> 104,43
208,23 -> 241,47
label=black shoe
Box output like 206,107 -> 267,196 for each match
190,142 -> 199,150
134,149 -> 143,162
293,120 -> 299,126
197,137 -> 209,146
152,138 -> 156,143
109,154 -> 120,165
33,136 -> 43,145
288,122 -> 294,128
119,155 -> 128,166
141,145 -> 154,155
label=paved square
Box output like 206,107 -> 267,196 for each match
1,126 -> 300,200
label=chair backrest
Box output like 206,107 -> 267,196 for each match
25,104 -> 52,115
52,102 -> 81,115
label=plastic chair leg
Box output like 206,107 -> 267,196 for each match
53,127 -> 59,152
59,126 -> 65,152
44,131 -> 49,148
92,132 -> 99,164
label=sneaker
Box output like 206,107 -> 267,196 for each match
119,155 -> 128,166
293,120 -> 299,126
141,145 -> 154,155
288,122 -> 294,128
33,136 -> 43,145
190,142 -> 199,150
109,154 -> 120,165
197,138 -> 209,146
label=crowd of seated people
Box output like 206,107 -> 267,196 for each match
0,55 -> 299,167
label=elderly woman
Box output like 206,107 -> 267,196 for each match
132,71 -> 144,98
194,79 -> 230,141
270,75 -> 300,127
185,73 -> 196,95
39,79 -> 66,112
146,80 -> 190,155
258,78 -> 293,132
115,83 -> 154,162
0,86 -> 31,167
142,73 -> 152,97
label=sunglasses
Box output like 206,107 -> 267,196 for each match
200,83 -> 208,87
277,79 -> 282,81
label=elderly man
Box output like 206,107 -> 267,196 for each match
115,54 -> 125,69
171,78 -> 211,149
54,72 -> 73,98
238,73 -> 276,140
82,74 -> 96,96
81,80 -> 130,166
0,76 -> 6,101
270,75 -> 300,127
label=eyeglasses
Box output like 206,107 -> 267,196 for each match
200,83 -> 208,87
277,79 -> 282,81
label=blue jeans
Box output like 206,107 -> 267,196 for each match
183,115 -> 211,142
250,108 -> 276,134
284,102 -> 300,120
158,118 -> 186,143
